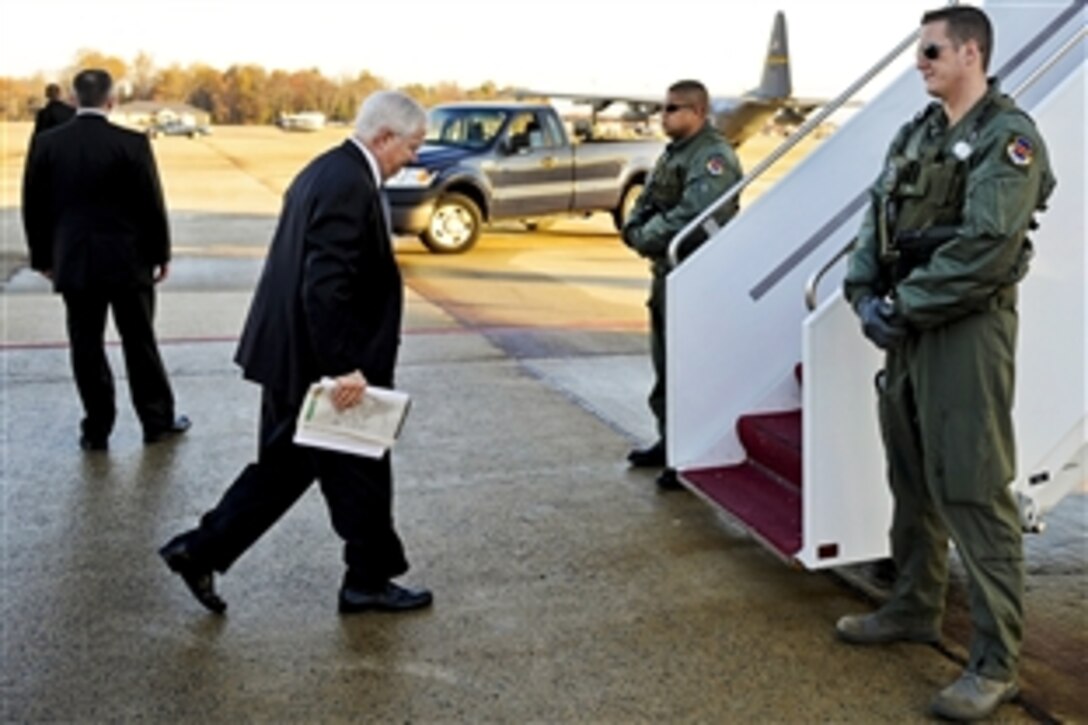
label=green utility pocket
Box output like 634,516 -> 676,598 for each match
650,167 -> 683,206
915,159 -> 965,207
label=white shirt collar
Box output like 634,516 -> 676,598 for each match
349,135 -> 383,186
76,107 -> 109,118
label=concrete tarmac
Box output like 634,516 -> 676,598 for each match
2,238 -> 1085,722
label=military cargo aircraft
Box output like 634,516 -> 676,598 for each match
517,11 -> 837,147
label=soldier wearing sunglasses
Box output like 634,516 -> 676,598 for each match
839,6 -> 1056,720
622,79 -> 742,490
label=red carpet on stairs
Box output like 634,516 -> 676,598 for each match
681,409 -> 803,559
738,410 -> 802,486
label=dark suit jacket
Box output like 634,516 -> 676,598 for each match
21,114 -> 171,292
235,141 -> 402,406
33,100 -> 75,135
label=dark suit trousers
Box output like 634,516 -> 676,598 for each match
186,387 -> 409,589
63,287 -> 175,440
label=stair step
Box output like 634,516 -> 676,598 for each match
682,462 -> 802,559
736,410 -> 802,488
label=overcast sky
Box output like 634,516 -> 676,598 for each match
1,1 -> 947,97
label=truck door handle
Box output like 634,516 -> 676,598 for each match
540,156 -> 557,169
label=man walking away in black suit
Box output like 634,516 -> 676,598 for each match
21,69 -> 190,452
159,90 -> 431,616
33,83 -> 75,136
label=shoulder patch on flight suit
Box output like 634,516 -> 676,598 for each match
706,155 -> 727,176
1005,135 -> 1034,167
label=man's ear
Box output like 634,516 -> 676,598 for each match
373,128 -> 396,149
963,39 -> 982,69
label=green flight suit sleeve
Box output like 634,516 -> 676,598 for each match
843,123 -> 913,308
629,144 -> 741,259
623,183 -> 655,233
895,116 -> 1053,329
842,193 -> 883,309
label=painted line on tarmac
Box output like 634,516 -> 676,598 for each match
0,319 -> 648,351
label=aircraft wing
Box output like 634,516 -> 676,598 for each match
787,96 -> 865,112
782,97 -> 823,113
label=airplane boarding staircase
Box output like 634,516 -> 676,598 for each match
664,0 -> 1086,568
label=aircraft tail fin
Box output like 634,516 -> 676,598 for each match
758,11 -> 792,100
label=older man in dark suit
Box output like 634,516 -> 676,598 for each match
21,69 -> 189,451
159,90 -> 430,616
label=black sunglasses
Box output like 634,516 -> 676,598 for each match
663,103 -> 691,114
920,42 -> 945,60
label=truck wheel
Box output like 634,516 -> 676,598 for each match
422,193 -> 482,254
613,182 -> 644,231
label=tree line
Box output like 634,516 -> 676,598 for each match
0,49 -> 508,123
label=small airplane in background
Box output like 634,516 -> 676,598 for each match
517,11 -> 840,147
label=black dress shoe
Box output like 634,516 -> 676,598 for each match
339,582 -> 433,614
656,467 -> 684,491
159,535 -> 226,614
627,441 -> 665,468
79,435 -> 109,452
144,414 -> 192,444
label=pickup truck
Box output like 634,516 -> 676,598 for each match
386,102 -> 664,253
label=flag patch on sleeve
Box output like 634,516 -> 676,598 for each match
706,155 -> 727,176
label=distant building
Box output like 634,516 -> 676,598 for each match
110,101 -> 211,131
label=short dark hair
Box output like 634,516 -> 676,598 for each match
668,79 -> 710,114
73,69 -> 114,108
45,83 -> 62,101
922,6 -> 993,71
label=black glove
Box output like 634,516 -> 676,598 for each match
621,226 -> 638,250
856,296 -> 907,350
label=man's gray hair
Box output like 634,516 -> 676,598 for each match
354,91 -> 427,141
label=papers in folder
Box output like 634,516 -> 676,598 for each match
293,380 -> 410,458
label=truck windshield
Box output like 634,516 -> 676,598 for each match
426,109 -> 507,149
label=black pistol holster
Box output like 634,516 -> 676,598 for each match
891,224 -> 959,282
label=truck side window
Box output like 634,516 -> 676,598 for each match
543,113 -> 566,147
527,120 -> 544,149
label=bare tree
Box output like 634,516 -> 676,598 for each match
223,64 -> 269,124
4,54 -> 508,123
130,51 -> 156,100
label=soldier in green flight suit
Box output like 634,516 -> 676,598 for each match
623,79 -> 742,490
837,7 -> 1055,721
